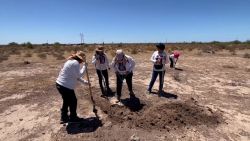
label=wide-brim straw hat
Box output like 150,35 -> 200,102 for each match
95,45 -> 105,52
75,51 -> 85,61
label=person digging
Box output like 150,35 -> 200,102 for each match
169,51 -> 180,68
56,51 -> 90,124
92,45 -> 112,97
111,49 -> 136,105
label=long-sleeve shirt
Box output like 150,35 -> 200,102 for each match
56,60 -> 88,90
111,55 -> 135,75
91,53 -> 109,70
151,51 -> 169,71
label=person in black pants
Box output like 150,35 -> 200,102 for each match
111,49 -> 136,104
116,72 -> 133,101
92,46 -> 112,97
56,51 -> 89,123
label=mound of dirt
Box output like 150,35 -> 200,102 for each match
95,94 -> 224,132
130,100 -> 223,131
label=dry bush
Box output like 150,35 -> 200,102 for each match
8,47 -> 21,55
24,52 -> 32,57
228,46 -> 236,54
243,53 -> 250,58
245,68 -> 250,72
37,53 -> 47,59
202,46 -> 215,54
231,50 -> 237,56
222,65 -> 237,69
131,48 -> 139,54
52,53 -> 65,60
196,51 -> 202,56
0,55 -> 9,63
110,50 -> 116,57
144,45 -> 155,51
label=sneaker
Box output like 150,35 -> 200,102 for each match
69,116 -> 83,123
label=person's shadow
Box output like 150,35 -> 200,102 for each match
151,91 -> 178,99
66,117 -> 102,134
121,96 -> 144,112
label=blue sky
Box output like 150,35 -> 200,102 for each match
0,0 -> 250,44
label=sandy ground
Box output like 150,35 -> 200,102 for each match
0,50 -> 250,141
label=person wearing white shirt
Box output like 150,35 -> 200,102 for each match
92,46 -> 112,97
56,51 -> 89,123
146,43 -> 169,96
111,49 -> 135,102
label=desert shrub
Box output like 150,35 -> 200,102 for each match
24,52 -> 32,57
144,45 -> 155,51
52,52 -> 65,60
26,42 -> 33,49
232,40 -> 241,44
110,50 -> 116,57
8,47 -> 21,55
231,50 -> 237,56
131,48 -> 138,54
245,68 -> 250,72
187,47 -> 194,51
222,65 -> 237,69
228,46 -> 236,52
196,51 -> 202,56
8,42 -> 19,46
38,53 -> 47,59
118,43 -> 122,47
243,53 -> 250,59
202,46 -> 214,54
0,55 -> 9,63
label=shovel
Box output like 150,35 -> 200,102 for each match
85,63 -> 100,119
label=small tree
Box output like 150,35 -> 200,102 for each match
54,42 -> 60,46
8,42 -> 19,46
26,42 -> 33,49
232,40 -> 241,44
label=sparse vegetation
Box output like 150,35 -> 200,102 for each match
24,52 -> 32,57
38,53 -> 47,59
26,42 -> 33,49
222,65 -> 237,69
8,42 -> 19,46
131,48 -> 139,54
243,53 -> 250,58
0,55 -> 9,63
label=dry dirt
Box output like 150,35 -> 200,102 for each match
0,50 -> 250,141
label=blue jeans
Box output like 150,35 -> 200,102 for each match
147,71 -> 165,92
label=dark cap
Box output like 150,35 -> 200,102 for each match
156,43 -> 165,50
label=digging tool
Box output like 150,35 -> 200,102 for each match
85,63 -> 100,119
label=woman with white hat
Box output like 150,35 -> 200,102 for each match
111,49 -> 136,103
56,51 -> 89,124
92,45 -> 112,97
146,43 -> 169,96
